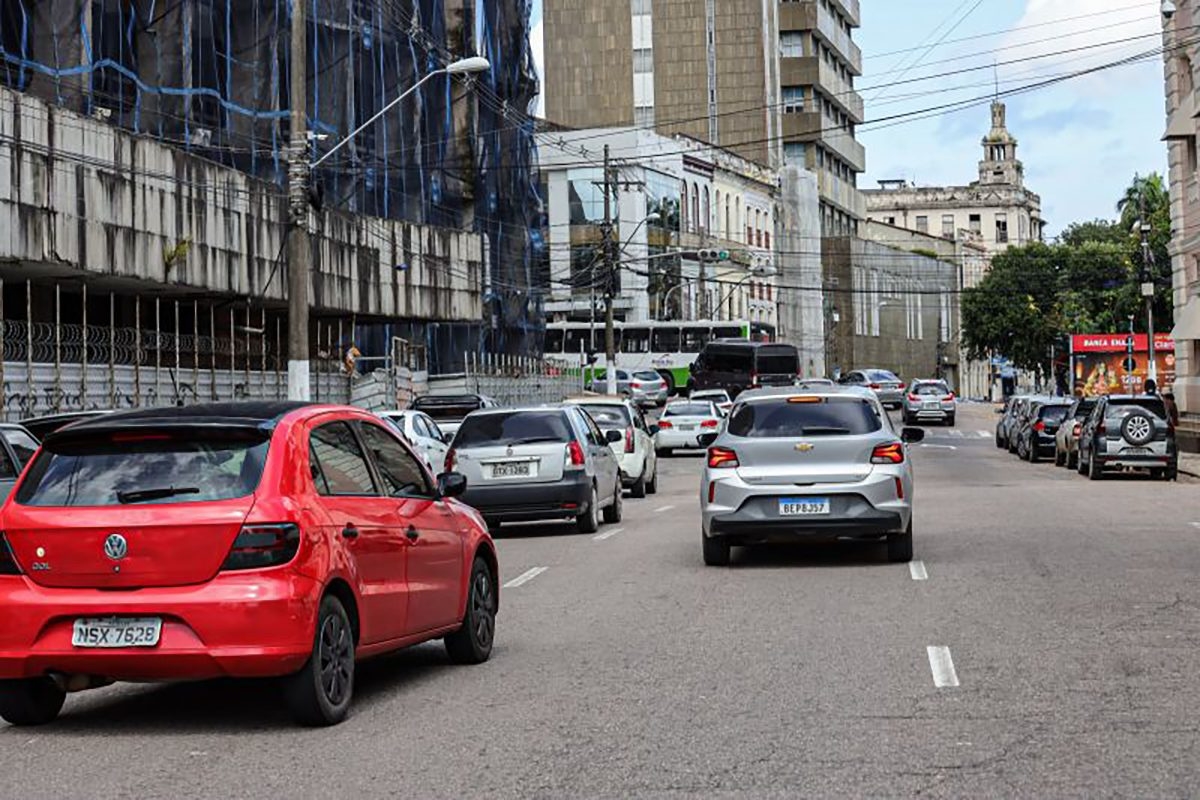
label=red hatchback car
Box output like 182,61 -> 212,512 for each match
0,402 -> 499,726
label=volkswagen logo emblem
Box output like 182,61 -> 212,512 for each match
104,533 -> 128,561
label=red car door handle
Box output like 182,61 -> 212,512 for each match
405,527 -> 420,541
341,524 -> 359,540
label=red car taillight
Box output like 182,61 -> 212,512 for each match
221,523 -> 301,571
701,419 -> 719,429
624,427 -> 635,453
445,448 -> 457,473
907,394 -> 920,402
631,382 -> 642,389
871,442 -> 905,464
707,446 -> 739,468
894,476 -> 905,500
946,392 -> 955,401
566,440 -> 586,468
1072,422 -> 1082,438
658,420 -> 674,430
0,533 -> 22,575
869,383 -> 882,390
1033,421 -> 1045,433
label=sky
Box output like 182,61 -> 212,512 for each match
529,0 -> 1168,237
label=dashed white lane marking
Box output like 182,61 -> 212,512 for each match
593,527 -> 624,541
503,566 -> 548,588
1190,522 -> 1200,529
947,429 -> 964,438
654,504 -> 676,513
976,430 -> 991,438
909,560 -> 929,580
920,444 -> 957,450
927,646 -> 960,688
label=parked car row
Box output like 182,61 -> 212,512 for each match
997,393 -> 1177,480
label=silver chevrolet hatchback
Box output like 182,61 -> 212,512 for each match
698,386 -> 924,566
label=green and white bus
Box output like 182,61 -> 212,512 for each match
544,320 -> 774,394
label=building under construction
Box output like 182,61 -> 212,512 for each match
0,0 -> 541,417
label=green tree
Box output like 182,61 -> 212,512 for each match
962,243 -> 1062,373
1116,172 -> 1172,330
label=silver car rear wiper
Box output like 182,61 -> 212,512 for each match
504,436 -> 565,446
799,426 -> 852,435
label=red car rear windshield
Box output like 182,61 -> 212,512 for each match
15,431 -> 270,507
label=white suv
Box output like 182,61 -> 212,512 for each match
564,396 -> 659,497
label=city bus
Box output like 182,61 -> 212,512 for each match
544,320 -> 774,394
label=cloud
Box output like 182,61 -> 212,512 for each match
531,18 -> 544,118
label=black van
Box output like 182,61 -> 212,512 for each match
688,340 -> 800,398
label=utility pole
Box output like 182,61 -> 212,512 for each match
286,0 -> 310,400
602,145 -> 618,395
1139,202 -> 1157,384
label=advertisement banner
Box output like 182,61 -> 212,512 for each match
1069,334 -> 1175,397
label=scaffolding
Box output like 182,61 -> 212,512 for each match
0,0 -> 542,354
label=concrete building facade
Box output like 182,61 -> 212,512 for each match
543,0 -> 866,235
863,102 -> 1044,254
822,237 -> 959,384
1162,3 -> 1200,448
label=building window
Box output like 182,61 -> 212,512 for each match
764,231 -> 771,250
634,106 -> 654,128
692,185 -> 700,233
969,213 -> 981,234
702,187 -> 710,233
941,214 -> 954,238
681,181 -> 689,230
1018,215 -> 1028,242
631,0 -> 652,12
714,191 -> 721,236
784,142 -> 806,166
781,31 -> 804,58
782,86 -> 805,114
725,196 -> 731,237
995,213 -> 1009,243
884,216 -> 895,225
633,48 -> 654,73
915,215 -> 928,234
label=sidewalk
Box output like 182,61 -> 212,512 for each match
1180,452 -> 1200,479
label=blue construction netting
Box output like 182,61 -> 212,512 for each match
0,0 -> 542,357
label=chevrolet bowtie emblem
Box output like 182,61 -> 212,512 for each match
794,443 -> 814,452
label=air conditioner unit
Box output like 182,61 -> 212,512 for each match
190,127 -> 213,147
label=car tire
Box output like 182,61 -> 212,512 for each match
1054,448 -> 1065,467
995,434 -> 1005,449
1088,455 -> 1104,481
0,677 -> 66,727
1028,443 -> 1039,464
702,533 -> 731,566
284,594 -> 355,726
1121,413 -> 1155,447
1077,449 -> 1089,475
1167,466 -> 1179,482
485,517 -> 501,533
887,524 -> 914,563
577,486 -> 600,534
630,471 -> 647,499
603,483 -> 623,523
946,416 -> 955,427
1068,451 -> 1078,470
646,464 -> 659,495
445,556 -> 496,665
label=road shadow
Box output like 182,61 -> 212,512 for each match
12,642 -> 467,734
489,520 -> 585,540
727,539 -> 893,569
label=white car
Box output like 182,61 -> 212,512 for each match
690,389 -> 733,416
378,410 -> 450,473
656,400 -> 723,455
564,396 -> 660,497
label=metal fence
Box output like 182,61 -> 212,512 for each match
456,353 -> 583,407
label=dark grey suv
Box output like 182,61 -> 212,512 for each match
1077,395 -> 1177,481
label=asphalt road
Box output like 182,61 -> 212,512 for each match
4,403 -> 1200,798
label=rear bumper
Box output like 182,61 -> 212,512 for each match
618,451 -> 649,485
704,483 -> 909,542
0,572 -> 320,681
657,429 -> 710,449
1095,454 -> 1176,469
906,405 -> 953,420
462,472 -> 592,521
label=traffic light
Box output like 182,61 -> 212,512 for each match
697,249 -> 731,263
1123,356 -> 1137,372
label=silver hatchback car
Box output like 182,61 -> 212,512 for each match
698,387 -> 924,566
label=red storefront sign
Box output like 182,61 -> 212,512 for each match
1070,333 -> 1174,353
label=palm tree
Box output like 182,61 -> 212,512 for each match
1117,173 -> 1168,227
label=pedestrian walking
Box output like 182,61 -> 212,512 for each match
1163,390 -> 1180,427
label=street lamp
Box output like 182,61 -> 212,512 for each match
312,56 -> 491,170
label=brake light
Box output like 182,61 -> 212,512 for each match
625,427 -> 635,453
869,383 -> 882,390
631,382 -> 642,389
658,420 -> 674,429
1033,421 -> 1045,433
946,392 -> 955,401
894,476 -> 905,500
1072,423 -> 1082,438
1097,423 -> 1107,435
871,442 -> 905,464
701,419 -> 719,429
444,448 -> 457,473
0,533 -> 21,575
221,523 -> 300,571
907,394 -> 920,402
707,481 -> 717,503
707,446 -> 739,468
566,440 -> 586,468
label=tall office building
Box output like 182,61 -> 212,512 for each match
543,0 -> 866,234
